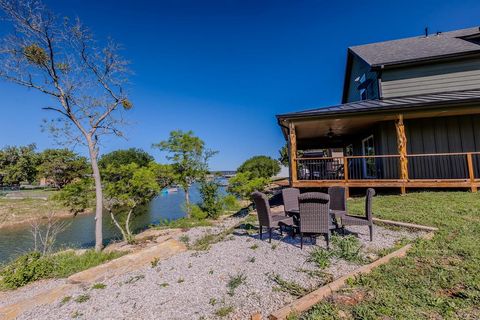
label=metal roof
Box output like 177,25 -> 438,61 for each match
277,89 -> 480,120
350,27 -> 480,67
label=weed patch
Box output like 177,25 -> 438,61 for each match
215,306 -> 234,317
124,274 -> 145,284
74,294 -> 90,303
270,273 -> 310,297
227,273 -> 247,296
307,247 -> 331,269
92,283 -> 106,289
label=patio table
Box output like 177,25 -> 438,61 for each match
286,208 -> 342,229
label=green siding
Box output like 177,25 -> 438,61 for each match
382,58 -> 480,98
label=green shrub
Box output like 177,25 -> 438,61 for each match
0,250 -> 124,289
227,171 -> 269,199
187,204 -> 208,220
53,179 -> 94,214
50,250 -> 124,278
0,252 -> 54,289
221,194 -> 241,212
199,180 -> 223,219
237,155 -> 281,179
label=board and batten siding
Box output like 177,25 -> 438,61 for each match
376,114 -> 480,179
381,58 -> 480,98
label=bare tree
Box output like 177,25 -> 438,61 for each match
0,0 -> 133,251
30,211 -> 70,255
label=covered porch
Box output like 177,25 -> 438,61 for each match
278,97 -> 480,196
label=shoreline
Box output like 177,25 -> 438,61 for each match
0,210 -> 93,230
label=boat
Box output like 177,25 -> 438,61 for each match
161,187 -> 179,194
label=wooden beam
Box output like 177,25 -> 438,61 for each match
288,122 -> 298,184
395,114 -> 408,195
467,153 -> 477,192
343,156 -> 349,198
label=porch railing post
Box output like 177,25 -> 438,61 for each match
395,114 -> 408,195
288,122 -> 298,185
343,156 -> 349,198
467,153 -> 477,192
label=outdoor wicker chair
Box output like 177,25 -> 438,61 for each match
282,187 -> 300,214
328,186 -> 347,222
251,191 -> 294,243
298,192 -> 336,249
342,188 -> 375,241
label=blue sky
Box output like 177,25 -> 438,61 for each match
1,0 -> 480,170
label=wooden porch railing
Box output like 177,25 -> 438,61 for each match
293,152 -> 480,193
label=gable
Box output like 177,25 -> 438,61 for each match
343,53 -> 379,103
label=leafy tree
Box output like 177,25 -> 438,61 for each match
227,171 -> 269,199
149,162 -> 177,190
98,148 -> 154,170
237,155 -> 280,179
278,144 -> 289,167
37,149 -> 88,189
153,130 -> 217,215
0,0 -> 133,251
56,162 -> 172,219
0,144 -> 39,186
53,179 -> 94,215
102,163 -> 160,243
199,180 -> 223,219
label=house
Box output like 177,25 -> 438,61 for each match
277,27 -> 480,196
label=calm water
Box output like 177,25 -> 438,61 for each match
0,184 -> 215,263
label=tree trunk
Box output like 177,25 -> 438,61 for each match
87,140 -> 104,251
184,187 -> 190,218
109,210 -> 128,242
125,208 -> 134,243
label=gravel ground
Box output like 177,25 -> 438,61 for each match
0,278 -> 67,308
17,213 -> 423,320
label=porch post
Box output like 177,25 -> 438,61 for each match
288,122 -> 298,185
343,156 -> 349,198
395,114 -> 408,195
467,153 -> 477,192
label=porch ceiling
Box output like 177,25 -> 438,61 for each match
295,115 -> 390,140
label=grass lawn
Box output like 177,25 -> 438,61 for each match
300,191 -> 480,320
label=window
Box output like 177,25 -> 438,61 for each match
358,74 -> 367,100
362,135 -> 376,178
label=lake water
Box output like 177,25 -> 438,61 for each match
0,184 -> 212,263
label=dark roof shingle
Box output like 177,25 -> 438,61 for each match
350,27 -> 480,67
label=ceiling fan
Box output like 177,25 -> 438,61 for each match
327,128 -> 336,139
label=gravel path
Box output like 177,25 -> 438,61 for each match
16,213 -> 423,320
